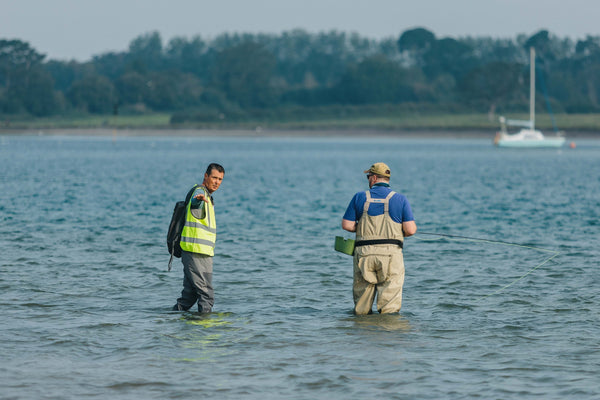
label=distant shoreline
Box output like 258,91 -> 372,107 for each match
1,127 -> 598,139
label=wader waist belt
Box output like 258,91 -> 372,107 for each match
354,239 -> 403,249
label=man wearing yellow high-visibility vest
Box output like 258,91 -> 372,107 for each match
173,163 -> 225,313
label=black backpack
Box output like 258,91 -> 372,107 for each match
167,184 -> 199,271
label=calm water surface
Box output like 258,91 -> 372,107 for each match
1,133 -> 599,399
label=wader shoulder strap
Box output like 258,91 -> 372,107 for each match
354,238 -> 403,248
363,191 -> 371,213
383,191 -> 395,214
363,189 -> 396,215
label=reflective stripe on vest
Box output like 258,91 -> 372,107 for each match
180,186 -> 216,256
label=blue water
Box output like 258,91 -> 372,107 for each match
1,133 -> 599,399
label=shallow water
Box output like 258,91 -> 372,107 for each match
1,134 -> 599,399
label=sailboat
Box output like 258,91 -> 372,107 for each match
494,48 -> 566,148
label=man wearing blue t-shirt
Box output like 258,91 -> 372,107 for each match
342,162 -> 417,314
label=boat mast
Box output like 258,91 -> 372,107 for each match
530,47 -> 535,130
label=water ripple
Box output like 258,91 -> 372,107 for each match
1,136 -> 599,399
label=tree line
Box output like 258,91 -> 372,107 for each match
1,28 -> 599,122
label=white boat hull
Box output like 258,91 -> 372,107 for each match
496,137 -> 566,148
494,129 -> 565,148
494,129 -> 565,147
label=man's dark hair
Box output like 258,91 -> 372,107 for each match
206,163 -> 225,175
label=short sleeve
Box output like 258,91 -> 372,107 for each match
401,198 -> 414,222
388,193 -> 414,223
343,192 -> 365,221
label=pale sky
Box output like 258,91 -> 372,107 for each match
1,0 -> 598,61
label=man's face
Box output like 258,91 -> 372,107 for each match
367,173 -> 376,188
203,169 -> 224,193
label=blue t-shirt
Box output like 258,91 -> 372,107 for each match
343,183 -> 414,223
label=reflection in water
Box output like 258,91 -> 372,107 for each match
350,313 -> 412,332
183,312 -> 234,328
166,312 -> 240,362
3,137 -> 596,399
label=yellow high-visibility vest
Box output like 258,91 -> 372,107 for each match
180,186 -> 216,256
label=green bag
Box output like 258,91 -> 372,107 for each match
334,236 -> 355,256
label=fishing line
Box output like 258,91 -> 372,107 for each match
412,232 -> 560,300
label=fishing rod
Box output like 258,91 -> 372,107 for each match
412,231 -> 561,300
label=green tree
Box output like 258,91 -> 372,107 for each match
334,55 -> 418,104
0,39 -> 59,115
422,38 -> 475,80
212,41 -> 277,108
575,36 -> 600,109
0,39 -> 45,86
92,52 -> 128,81
67,75 -> 116,113
575,36 -> 600,59
461,37 -> 522,64
553,35 -> 600,111
523,30 -> 573,64
45,60 -> 88,92
397,27 -> 436,66
398,27 -> 435,52
165,36 -> 211,79
458,61 -> 524,113
127,31 -> 164,72
145,71 -> 202,110
22,69 -> 61,116
115,71 -> 149,107
524,30 -> 552,59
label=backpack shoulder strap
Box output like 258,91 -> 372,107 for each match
168,184 -> 200,271
184,184 -> 200,205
